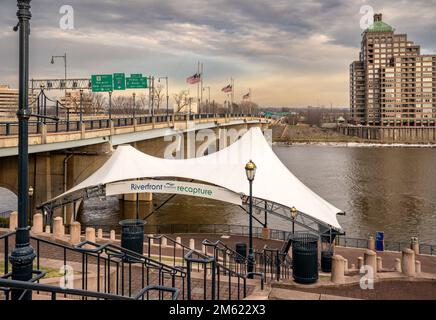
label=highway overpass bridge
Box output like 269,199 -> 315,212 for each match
0,114 -> 270,222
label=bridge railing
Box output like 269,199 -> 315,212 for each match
0,113 -> 264,137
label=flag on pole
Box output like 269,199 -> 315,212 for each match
221,84 -> 232,93
186,73 -> 201,84
243,92 -> 250,100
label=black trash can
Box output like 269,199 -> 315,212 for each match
292,233 -> 319,284
119,219 -> 146,259
321,250 -> 333,273
235,243 -> 247,263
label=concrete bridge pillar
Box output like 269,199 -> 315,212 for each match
124,193 -> 152,202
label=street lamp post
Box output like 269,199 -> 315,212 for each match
158,77 -> 169,118
132,92 -> 136,121
28,186 -> 34,225
245,160 -> 257,278
108,91 -> 112,121
50,53 -> 67,101
291,207 -> 297,236
79,89 -> 83,126
10,0 -> 36,300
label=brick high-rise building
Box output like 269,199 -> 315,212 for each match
350,13 -> 436,127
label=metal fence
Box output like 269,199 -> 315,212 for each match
80,223 -> 292,242
336,236 -> 435,256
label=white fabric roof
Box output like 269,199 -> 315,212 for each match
52,127 -> 343,229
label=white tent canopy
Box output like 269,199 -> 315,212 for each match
48,127 -> 343,230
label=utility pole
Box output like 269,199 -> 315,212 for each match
10,0 -> 36,300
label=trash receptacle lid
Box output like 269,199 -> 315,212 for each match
119,219 -> 147,226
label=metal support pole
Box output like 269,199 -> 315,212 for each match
108,91 -> 112,121
166,77 -> 169,118
132,92 -> 136,121
10,0 -> 36,300
79,89 -> 83,126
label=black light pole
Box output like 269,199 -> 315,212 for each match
10,0 -> 36,301
245,160 -> 257,278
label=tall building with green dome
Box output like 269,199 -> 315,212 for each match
350,14 -> 436,127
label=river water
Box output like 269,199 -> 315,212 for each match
1,145 -> 435,244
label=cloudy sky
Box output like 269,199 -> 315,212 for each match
1,0 -> 435,107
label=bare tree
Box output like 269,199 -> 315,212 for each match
136,93 -> 149,114
174,90 -> 191,113
153,85 -> 164,114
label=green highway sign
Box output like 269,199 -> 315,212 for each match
113,73 -> 126,90
91,74 -> 113,92
126,75 -> 148,89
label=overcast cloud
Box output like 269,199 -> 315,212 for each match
1,0 -> 435,107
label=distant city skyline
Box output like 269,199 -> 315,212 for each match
0,0 -> 435,107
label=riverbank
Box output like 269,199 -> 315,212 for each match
271,124 -> 436,147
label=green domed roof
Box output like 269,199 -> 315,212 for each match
367,21 -> 394,33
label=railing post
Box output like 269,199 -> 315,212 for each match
186,260 -> 192,300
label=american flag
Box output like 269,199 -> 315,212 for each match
186,73 -> 201,84
221,84 -> 232,93
243,92 -> 250,100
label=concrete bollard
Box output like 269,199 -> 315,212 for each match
189,239 -> 195,250
31,213 -> 43,234
395,258 -> 402,272
110,230 -> 116,241
161,237 -> 168,248
343,258 -> 349,274
368,236 -> 375,251
53,217 -> 64,237
357,257 -> 364,270
364,250 -> 377,276
97,228 -> 103,239
45,225 -> 51,234
331,255 -> 345,284
85,227 -> 96,243
377,256 -> 383,272
415,261 -> 421,274
70,221 -> 81,245
401,248 -> 416,277
411,237 -> 420,255
176,237 -> 182,249
9,211 -> 18,231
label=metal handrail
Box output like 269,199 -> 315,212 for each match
74,240 -> 186,277
0,278 -> 180,300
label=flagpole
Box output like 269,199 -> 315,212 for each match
200,62 -> 204,113
230,78 -> 234,115
197,61 -> 200,114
